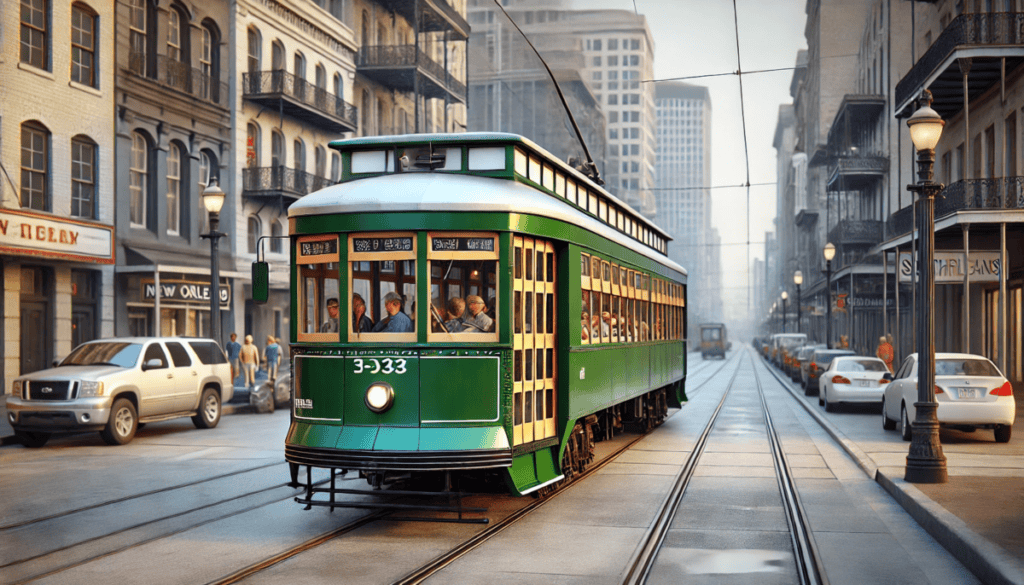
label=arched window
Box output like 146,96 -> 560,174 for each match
315,145 -> 326,177
294,139 -> 306,172
21,121 -> 50,211
333,72 -> 343,98
21,0 -> 49,70
247,215 -> 261,254
247,123 -> 260,167
376,97 -> 387,134
130,131 -> 150,226
361,10 -> 370,46
128,0 -> 152,77
331,152 -> 341,182
167,8 -> 183,62
247,27 -> 261,72
271,131 -> 285,168
71,135 -> 97,218
271,221 -> 283,253
272,40 -> 285,71
398,108 -> 408,134
377,23 -> 387,45
294,51 -> 306,79
315,64 -> 326,89
166,142 -> 182,235
201,20 -> 221,102
71,4 -> 97,87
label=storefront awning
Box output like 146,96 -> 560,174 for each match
117,247 -> 248,279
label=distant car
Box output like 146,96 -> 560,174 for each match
795,344 -> 827,384
803,349 -> 855,395
819,356 -> 891,412
882,353 -> 1015,443
771,333 -> 807,368
7,337 -> 232,447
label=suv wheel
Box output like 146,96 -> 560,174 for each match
101,398 -> 138,445
17,431 -> 50,448
192,387 -> 221,429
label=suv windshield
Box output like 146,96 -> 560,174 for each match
61,342 -> 143,368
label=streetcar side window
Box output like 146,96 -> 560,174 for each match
296,235 -> 340,343
347,233 -> 417,342
427,233 -> 499,342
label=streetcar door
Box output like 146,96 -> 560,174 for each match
513,237 -> 557,446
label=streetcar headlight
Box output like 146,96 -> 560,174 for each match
365,382 -> 394,413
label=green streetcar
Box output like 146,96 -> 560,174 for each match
255,132 -> 688,502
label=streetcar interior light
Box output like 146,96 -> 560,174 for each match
365,383 -> 395,413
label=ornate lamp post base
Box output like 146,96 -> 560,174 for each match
905,402 -> 948,483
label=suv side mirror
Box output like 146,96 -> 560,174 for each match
882,372 -> 893,382
252,261 -> 269,305
53,358 -> 62,368
142,358 -> 164,371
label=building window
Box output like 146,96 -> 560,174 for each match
316,64 -> 326,89
199,25 -> 213,99
71,136 -> 96,218
315,146 -> 326,177
248,216 -> 261,254
129,0 -> 149,76
21,122 -> 49,211
167,9 -> 181,61
247,27 -> 261,72
272,40 -> 284,70
247,123 -> 260,167
20,0 -> 48,70
271,221 -> 283,253
294,52 -> 306,79
333,72 -> 343,98
331,152 -> 341,181
294,139 -> 305,172
71,4 -> 96,86
167,143 -> 181,235
271,131 -> 284,167
130,132 -> 149,227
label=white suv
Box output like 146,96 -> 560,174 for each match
7,337 -> 232,447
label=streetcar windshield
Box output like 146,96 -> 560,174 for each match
701,328 -> 721,341
348,233 -> 417,342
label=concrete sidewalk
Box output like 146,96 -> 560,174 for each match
769,365 -> 1024,585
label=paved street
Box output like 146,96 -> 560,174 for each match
2,349 -> 1017,584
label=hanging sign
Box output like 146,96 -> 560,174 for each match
899,251 -> 1002,283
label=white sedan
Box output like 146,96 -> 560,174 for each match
882,353 -> 1015,443
819,356 -> 891,412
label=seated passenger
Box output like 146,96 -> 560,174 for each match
371,292 -> 414,333
462,295 -> 494,332
352,293 -> 374,333
320,298 -> 340,333
581,312 -> 590,341
444,297 -> 467,333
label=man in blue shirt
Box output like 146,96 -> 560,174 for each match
225,333 -> 242,383
372,292 -> 414,333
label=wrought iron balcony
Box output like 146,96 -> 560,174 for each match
828,219 -> 884,248
127,53 -> 229,108
242,166 -> 334,202
894,13 -> 1024,117
886,177 -> 1024,238
243,70 -> 358,134
373,0 -> 470,39
827,153 -> 888,190
357,45 -> 467,103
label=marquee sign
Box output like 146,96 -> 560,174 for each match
899,251 -> 1002,283
0,208 -> 114,264
143,280 -> 230,305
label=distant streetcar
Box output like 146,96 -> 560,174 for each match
254,133 -> 687,502
699,323 -> 729,359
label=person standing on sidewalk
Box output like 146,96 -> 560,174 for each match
877,335 -> 895,373
263,336 -> 281,382
239,335 -> 260,390
226,333 -> 242,383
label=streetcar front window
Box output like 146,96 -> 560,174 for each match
348,233 -> 417,342
428,232 -> 499,342
296,235 -> 340,342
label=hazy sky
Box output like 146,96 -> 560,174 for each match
571,0 -> 809,320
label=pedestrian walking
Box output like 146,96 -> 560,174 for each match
239,334 -> 260,390
877,335 -> 895,373
226,333 -> 242,382
263,336 -> 281,381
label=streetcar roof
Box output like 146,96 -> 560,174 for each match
289,171 -> 687,277
327,132 -> 671,240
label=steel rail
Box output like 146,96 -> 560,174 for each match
751,351 -> 830,585
619,353 -> 745,585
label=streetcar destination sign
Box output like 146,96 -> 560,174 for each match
300,239 -> 337,257
431,237 -> 495,252
353,237 -> 413,252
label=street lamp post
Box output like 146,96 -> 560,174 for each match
823,243 -> 835,348
781,291 -> 788,333
201,178 -> 227,346
794,270 -> 803,334
905,90 -> 948,484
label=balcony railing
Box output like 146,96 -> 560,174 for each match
357,45 -> 467,101
127,53 -> 229,108
886,177 -> 1024,238
828,219 -> 884,247
242,166 -> 333,200
895,13 -> 1024,109
242,70 -> 358,133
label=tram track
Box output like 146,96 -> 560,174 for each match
620,349 -> 828,585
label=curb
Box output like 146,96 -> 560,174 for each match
756,350 -> 1024,585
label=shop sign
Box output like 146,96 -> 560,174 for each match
843,296 -> 895,308
899,251 -> 1002,283
143,280 -> 230,305
0,208 -> 114,264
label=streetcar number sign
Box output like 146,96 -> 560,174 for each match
431,237 -> 495,252
300,239 -> 337,256
353,237 -> 413,252
352,358 -> 408,375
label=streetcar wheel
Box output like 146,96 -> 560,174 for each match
900,404 -> 913,442
101,398 -> 137,445
16,431 -> 50,448
192,388 -> 221,429
882,399 -> 896,431
994,424 -> 1012,443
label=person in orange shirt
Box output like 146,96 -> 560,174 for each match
877,335 -> 895,373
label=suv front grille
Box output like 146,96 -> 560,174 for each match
27,381 -> 75,401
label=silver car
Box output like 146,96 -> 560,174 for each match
7,337 -> 233,447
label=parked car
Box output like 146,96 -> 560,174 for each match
803,349 -> 855,395
7,337 -> 233,447
794,344 -> 827,383
819,356 -> 892,412
882,353 -> 1015,443
771,333 -> 807,368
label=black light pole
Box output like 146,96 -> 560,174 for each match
781,291 -> 788,333
794,270 -> 803,334
905,90 -> 948,484
823,243 -> 835,348
201,178 -> 227,345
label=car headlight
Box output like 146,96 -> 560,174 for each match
80,381 -> 104,397
365,382 -> 394,413
12,380 -> 23,398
